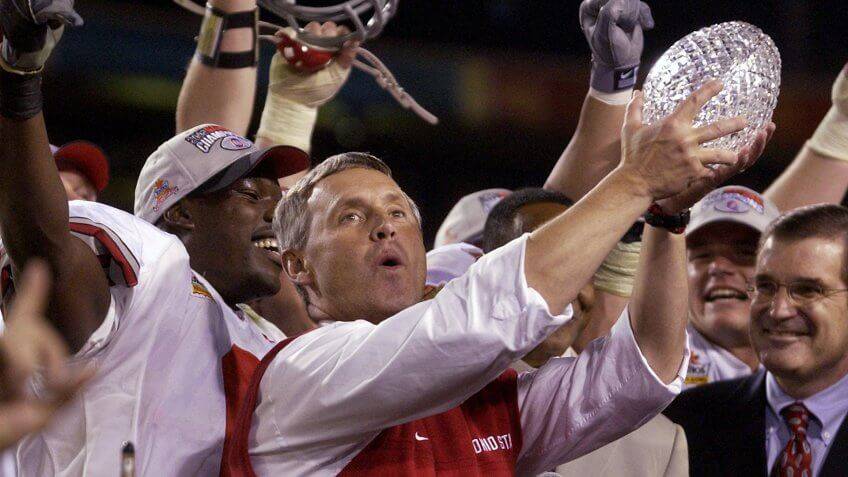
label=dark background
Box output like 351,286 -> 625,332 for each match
41,0 -> 847,247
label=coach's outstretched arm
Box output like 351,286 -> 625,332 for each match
0,2 -> 110,351
765,63 -> 848,210
544,0 -> 653,200
513,99 -> 765,475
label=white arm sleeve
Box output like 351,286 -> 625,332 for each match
254,235 -> 573,449
515,308 -> 689,475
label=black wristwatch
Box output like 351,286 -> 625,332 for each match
644,203 -> 690,234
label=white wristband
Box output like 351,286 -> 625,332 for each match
588,87 -> 633,106
256,92 -> 318,153
592,241 -> 642,297
807,107 -> 848,162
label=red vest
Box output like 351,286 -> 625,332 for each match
222,337 -> 524,476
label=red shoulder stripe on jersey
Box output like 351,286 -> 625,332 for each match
69,219 -> 140,287
221,332 -> 310,477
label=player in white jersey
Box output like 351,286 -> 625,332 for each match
682,186 -> 780,388
0,2 -> 310,474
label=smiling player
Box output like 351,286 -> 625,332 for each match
0,1 -> 310,474
683,186 -> 780,388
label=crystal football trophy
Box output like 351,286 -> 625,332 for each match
642,21 -> 781,152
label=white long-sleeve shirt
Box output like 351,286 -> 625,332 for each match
248,235 -> 689,475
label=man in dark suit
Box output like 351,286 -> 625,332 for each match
665,204 -> 848,477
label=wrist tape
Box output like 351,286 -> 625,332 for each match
0,66 -> 42,120
256,92 -> 317,153
592,240 -> 642,297
256,52 -> 351,152
196,4 -> 258,69
588,87 -> 633,106
807,107 -> 848,162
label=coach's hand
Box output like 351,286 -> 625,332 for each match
619,80 -> 748,201
0,0 -> 82,74
0,261 -> 92,450
580,0 -> 653,93
658,122 -> 775,214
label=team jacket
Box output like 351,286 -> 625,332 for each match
222,235 -> 690,476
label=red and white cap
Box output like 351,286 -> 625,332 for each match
51,141 -> 110,192
687,185 -> 780,238
434,188 -> 511,248
134,124 -> 310,224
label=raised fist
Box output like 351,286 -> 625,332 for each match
269,22 -> 358,108
0,0 -> 82,73
579,0 -> 653,93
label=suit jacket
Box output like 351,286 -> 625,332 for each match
555,414 -> 688,476
663,370 -> 848,477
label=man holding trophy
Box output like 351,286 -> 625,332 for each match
2,0 -> 829,474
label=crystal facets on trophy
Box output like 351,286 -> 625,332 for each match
642,21 -> 781,152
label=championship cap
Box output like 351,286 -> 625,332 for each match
134,124 -> 310,224
434,188 -> 511,248
686,185 -> 780,238
52,141 -> 110,192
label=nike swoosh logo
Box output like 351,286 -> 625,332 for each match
414,432 -> 429,441
620,69 -> 635,79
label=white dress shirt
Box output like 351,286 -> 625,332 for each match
250,235 -> 689,475
684,324 -> 757,389
424,241 -> 483,286
766,370 -> 848,475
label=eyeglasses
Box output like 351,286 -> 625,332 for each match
747,280 -> 848,305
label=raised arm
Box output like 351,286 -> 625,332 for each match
176,0 -> 258,134
765,63 -> 848,210
513,224 -> 688,474
629,225 -> 687,379
0,3 -> 110,351
544,0 -> 653,200
526,81 -> 745,316
543,0 -> 654,352
514,96 -> 768,476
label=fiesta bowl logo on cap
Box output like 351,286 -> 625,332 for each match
152,179 -> 179,211
184,125 -> 253,153
705,187 -> 765,215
